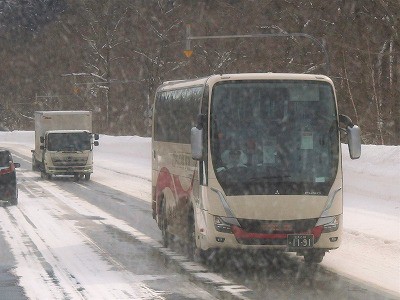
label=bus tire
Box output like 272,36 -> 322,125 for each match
161,201 -> 170,247
303,249 -> 325,264
187,210 -> 198,261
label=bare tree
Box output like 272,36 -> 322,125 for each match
63,0 -> 130,132
0,0 -> 398,142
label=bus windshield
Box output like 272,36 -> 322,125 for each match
210,81 -> 339,196
47,132 -> 92,151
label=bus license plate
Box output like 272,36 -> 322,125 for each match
287,234 -> 314,248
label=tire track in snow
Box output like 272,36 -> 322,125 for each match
0,207 -> 81,300
2,170 -> 164,300
30,172 -> 254,300
9,149 -> 242,299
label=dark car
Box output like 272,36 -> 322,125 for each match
0,148 -> 20,205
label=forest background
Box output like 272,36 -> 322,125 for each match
0,0 -> 398,145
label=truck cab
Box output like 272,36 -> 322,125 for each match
31,111 -> 99,181
38,130 -> 99,180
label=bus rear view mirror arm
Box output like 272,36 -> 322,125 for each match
339,114 -> 361,160
338,114 -> 354,128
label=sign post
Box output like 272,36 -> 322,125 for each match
183,25 -> 193,58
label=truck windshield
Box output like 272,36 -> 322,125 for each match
210,80 -> 339,196
47,132 -> 92,151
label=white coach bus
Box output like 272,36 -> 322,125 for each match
151,73 -> 361,263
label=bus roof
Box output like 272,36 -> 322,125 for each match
158,73 -> 333,91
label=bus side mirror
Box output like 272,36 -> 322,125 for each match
40,136 -> 44,143
94,133 -> 99,140
191,126 -> 203,160
347,125 -> 361,159
94,141 -> 99,146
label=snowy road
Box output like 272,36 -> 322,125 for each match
0,159 -> 217,299
0,132 -> 398,300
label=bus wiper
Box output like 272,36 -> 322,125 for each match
249,175 -> 291,181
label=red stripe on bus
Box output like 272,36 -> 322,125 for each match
155,167 -> 195,214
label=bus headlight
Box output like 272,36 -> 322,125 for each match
322,216 -> 339,233
214,215 -> 242,234
214,216 -> 232,233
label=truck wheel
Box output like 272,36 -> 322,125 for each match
32,157 -> 38,171
74,174 -> 80,181
41,172 -> 52,180
84,174 -> 91,181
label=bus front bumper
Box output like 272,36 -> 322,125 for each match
199,213 -> 342,251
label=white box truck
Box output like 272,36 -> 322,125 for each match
31,111 -> 99,181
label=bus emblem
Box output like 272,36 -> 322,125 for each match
275,190 -> 280,195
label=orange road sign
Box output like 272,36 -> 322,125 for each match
183,50 -> 193,58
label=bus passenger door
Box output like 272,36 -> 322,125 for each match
192,160 -> 208,249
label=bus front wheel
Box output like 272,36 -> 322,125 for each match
187,210 -> 199,261
161,201 -> 171,247
303,249 -> 325,264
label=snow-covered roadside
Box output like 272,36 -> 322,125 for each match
0,131 -> 399,296
322,145 -> 400,296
